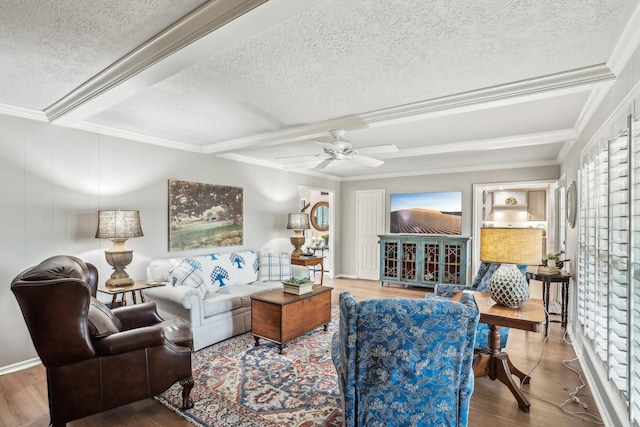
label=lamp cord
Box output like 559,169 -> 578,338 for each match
515,302 -> 603,424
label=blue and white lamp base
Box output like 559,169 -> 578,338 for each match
489,264 -> 529,308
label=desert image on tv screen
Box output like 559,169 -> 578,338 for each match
390,191 -> 462,235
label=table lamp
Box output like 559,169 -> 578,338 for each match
95,210 -> 144,286
480,227 -> 542,308
287,213 -> 310,257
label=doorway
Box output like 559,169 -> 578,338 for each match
472,180 -> 556,274
299,186 -> 334,278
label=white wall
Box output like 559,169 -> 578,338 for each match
339,166 -> 560,278
0,114 -> 339,369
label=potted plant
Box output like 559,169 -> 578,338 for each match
546,251 -> 563,268
321,234 -> 329,245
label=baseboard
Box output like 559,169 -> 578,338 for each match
0,357 -> 41,376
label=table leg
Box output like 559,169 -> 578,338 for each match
543,281 -> 550,336
111,295 -> 117,308
254,336 -> 260,347
475,325 -> 531,412
561,282 -> 568,328
140,290 -> 146,303
319,260 -> 324,285
120,293 -> 127,306
131,290 -> 138,304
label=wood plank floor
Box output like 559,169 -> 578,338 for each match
0,277 -> 603,427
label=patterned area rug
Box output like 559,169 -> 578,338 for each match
155,306 -> 343,427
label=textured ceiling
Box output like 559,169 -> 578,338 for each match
0,0 -> 638,179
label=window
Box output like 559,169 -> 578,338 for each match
577,105 -> 640,425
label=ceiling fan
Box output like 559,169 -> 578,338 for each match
281,129 -> 398,171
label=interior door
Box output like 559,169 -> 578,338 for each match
356,189 -> 385,280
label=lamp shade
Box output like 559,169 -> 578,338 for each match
480,227 -> 542,265
95,210 -> 144,239
286,213 -> 310,230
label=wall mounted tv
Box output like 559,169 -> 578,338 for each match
390,191 -> 462,235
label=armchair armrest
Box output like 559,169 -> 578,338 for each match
112,302 -> 163,330
92,326 -> 165,356
434,283 -> 471,297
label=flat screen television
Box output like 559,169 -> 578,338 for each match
390,191 -> 462,235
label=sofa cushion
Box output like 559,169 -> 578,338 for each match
168,258 -> 208,297
202,293 -> 243,317
87,297 -> 122,338
257,252 -> 291,281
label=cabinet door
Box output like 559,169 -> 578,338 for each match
422,241 -> 441,284
400,240 -> 420,283
440,241 -> 465,285
380,239 -> 399,281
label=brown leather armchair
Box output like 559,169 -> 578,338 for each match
11,255 -> 194,427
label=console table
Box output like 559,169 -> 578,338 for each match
378,235 -> 469,288
526,270 -> 571,334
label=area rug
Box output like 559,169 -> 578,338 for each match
155,306 -> 343,427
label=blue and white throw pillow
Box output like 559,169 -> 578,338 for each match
168,258 -> 208,297
257,252 -> 291,281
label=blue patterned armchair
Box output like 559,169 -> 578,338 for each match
434,262 -> 527,350
331,291 -> 479,427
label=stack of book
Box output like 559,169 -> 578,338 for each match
283,281 -> 314,295
537,266 -> 560,275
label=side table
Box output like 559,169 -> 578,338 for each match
98,280 -> 166,307
525,270 -> 571,334
291,256 -> 324,285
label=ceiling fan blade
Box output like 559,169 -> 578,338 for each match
282,160 -> 326,170
313,158 -> 334,170
356,144 -> 399,155
351,155 -> 384,168
275,153 -> 320,160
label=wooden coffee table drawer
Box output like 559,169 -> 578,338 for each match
251,285 -> 332,353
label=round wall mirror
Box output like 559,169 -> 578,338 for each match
566,181 -> 577,228
310,201 -> 329,231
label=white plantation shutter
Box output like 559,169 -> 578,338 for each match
577,110 -> 640,425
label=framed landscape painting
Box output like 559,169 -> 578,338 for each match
390,191 -> 462,235
168,179 -> 243,251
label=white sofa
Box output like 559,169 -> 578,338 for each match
143,250 -> 308,351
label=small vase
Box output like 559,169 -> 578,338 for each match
548,259 -> 556,268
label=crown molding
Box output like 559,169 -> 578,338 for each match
46,0 -> 269,125
341,160 -> 560,182
377,129 -> 577,160
607,2 -> 640,76
72,121 -> 204,153
360,64 -> 614,127
0,103 -> 48,122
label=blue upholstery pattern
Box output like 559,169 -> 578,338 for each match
434,262 -> 527,350
331,291 -> 479,427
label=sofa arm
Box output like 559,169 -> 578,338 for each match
143,284 -> 202,309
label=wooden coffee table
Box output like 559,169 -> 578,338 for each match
251,285 -> 332,353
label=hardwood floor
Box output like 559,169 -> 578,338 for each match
0,277 -> 602,427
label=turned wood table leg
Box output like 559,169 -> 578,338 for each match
487,324 -> 531,412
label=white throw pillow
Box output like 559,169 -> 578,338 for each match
168,258 -> 208,297
258,252 -> 291,281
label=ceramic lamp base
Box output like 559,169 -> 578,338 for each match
489,264 -> 529,308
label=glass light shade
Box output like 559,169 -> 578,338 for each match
286,213 -> 310,230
